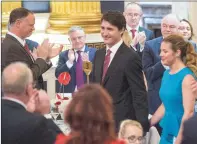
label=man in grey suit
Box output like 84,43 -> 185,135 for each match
2,7 -> 62,89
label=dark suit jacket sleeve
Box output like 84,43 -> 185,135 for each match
3,44 -> 51,81
181,116 -> 197,144
55,51 -> 75,78
125,54 -> 149,132
142,42 -> 165,82
32,117 -> 60,144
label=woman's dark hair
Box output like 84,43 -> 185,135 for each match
163,34 -> 197,76
64,84 -> 116,144
180,19 -> 194,40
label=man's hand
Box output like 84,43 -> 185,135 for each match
27,89 -> 39,113
35,90 -> 50,115
36,39 -> 51,60
82,52 -> 89,62
138,31 -> 146,45
48,44 -> 64,59
68,49 -> 75,64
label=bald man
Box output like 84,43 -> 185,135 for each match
124,2 -> 154,58
2,62 -> 60,144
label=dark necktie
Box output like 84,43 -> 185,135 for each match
131,29 -> 136,39
102,49 -> 111,81
76,51 -> 84,89
24,44 -> 31,54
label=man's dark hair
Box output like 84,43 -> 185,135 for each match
9,7 -> 33,25
101,11 -> 126,31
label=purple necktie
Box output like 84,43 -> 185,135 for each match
76,51 -> 84,89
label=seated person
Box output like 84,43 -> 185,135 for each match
118,120 -> 144,144
2,62 -> 60,144
55,26 -> 97,93
55,84 -> 125,144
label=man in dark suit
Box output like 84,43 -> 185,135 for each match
2,7 -> 62,89
124,2 -> 154,58
55,26 -> 96,93
92,11 -> 149,132
2,62 -> 60,144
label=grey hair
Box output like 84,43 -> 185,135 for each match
162,13 -> 180,25
68,26 -> 85,35
124,2 -> 143,14
2,62 -> 33,95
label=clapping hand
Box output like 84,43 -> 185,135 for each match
48,44 -> 64,59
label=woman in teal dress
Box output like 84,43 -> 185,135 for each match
150,34 -> 197,144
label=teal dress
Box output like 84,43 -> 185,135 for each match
159,67 -> 195,144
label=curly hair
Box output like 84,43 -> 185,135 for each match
64,84 -> 116,144
163,34 -> 197,76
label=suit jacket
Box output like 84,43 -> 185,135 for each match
1,34 -> 51,89
142,37 -> 164,115
55,46 -> 97,93
26,39 -> 39,52
2,99 -> 60,144
181,115 -> 197,144
142,37 -> 197,115
92,42 -> 149,132
135,26 -> 154,58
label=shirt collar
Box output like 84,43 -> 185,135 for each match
106,39 -> 123,54
126,24 -> 140,32
3,97 -> 27,109
7,31 -> 26,47
74,45 -> 86,53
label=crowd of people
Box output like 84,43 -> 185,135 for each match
1,2 -> 197,144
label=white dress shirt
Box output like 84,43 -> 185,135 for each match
106,39 -> 123,66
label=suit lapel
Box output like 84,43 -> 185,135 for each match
6,34 -> 35,63
96,48 -> 106,83
102,43 -> 125,85
156,37 -> 163,55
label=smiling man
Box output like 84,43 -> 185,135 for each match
92,11 -> 149,133
55,26 -> 96,93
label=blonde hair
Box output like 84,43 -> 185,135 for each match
118,119 -> 143,138
163,34 -> 197,77
122,30 -> 132,47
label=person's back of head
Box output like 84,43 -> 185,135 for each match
2,62 -> 34,104
64,84 -> 116,144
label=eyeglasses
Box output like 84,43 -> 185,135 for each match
125,135 -> 145,143
126,13 -> 141,18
